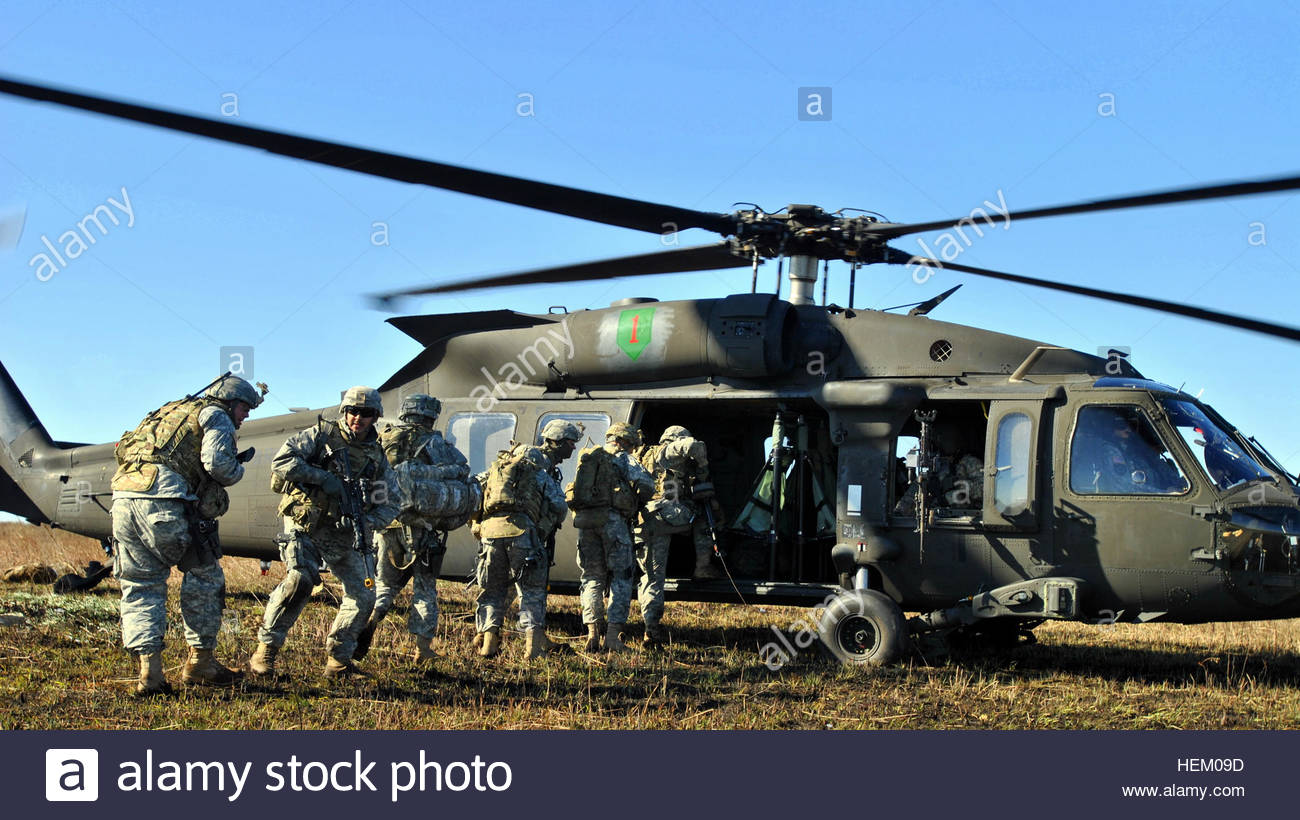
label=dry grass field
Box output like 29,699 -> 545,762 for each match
2,521 -> 1299,730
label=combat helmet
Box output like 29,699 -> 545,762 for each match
206,374 -> 263,408
660,425 -> 691,443
339,386 -> 383,417
399,393 -> 441,424
606,422 -> 641,447
541,419 -> 583,443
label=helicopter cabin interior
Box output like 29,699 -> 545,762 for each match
891,399 -> 991,526
635,400 -> 838,584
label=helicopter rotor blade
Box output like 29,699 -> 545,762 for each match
0,75 -> 733,236
869,173 -> 1300,241
370,241 -> 752,306
880,247 -> 1300,344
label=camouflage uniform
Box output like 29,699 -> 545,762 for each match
368,395 -> 470,648
475,420 -> 578,658
110,374 -> 261,693
571,429 -> 654,637
635,426 -> 719,638
475,445 -> 567,634
256,395 -> 399,669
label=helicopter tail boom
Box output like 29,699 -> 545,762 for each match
0,360 -> 59,523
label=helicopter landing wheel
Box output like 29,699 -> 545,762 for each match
818,589 -> 908,666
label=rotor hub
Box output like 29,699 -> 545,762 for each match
729,205 -> 893,264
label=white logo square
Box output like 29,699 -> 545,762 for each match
46,748 -> 99,802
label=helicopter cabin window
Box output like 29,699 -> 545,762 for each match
992,413 -> 1031,515
1069,405 -> 1190,495
446,412 -> 517,476
537,412 -> 611,491
891,401 -> 988,522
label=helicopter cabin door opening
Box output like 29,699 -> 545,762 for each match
635,400 -> 838,585
881,396 -> 1053,609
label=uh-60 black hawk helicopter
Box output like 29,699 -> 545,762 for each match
2,76 -> 1300,666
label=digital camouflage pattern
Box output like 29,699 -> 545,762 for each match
385,424 -> 475,530
273,419 -> 393,534
258,418 -> 399,661
370,420 -> 472,639
475,444 -> 567,634
480,443 -> 552,539
636,433 -> 715,626
398,393 -> 441,423
572,442 -> 654,626
112,398 -> 237,496
205,374 -> 264,408
258,528 -> 377,661
475,531 -> 549,632
113,497 -> 225,653
111,399 -> 246,657
339,385 -> 383,414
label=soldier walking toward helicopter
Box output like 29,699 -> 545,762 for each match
567,422 -> 655,652
354,394 -> 473,665
474,419 -> 578,659
635,425 -> 722,645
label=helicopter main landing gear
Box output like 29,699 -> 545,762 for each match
817,589 -> 908,666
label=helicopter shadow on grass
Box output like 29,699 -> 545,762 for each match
944,636 -> 1300,689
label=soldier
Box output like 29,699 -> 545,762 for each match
109,374 -> 261,695
474,419 -> 578,659
567,422 -> 655,652
635,425 -> 721,645
355,394 -> 471,664
248,386 -> 400,679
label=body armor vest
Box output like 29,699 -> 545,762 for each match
112,397 -> 228,493
277,419 -> 386,532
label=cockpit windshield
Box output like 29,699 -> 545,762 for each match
1244,434 -> 1298,485
1160,399 -> 1271,492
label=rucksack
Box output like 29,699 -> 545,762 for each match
566,445 -> 617,510
481,443 -> 545,521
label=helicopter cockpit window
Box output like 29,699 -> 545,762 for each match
1069,406 -> 1189,495
537,412 -> 611,491
446,412 -> 517,476
1160,399 -> 1270,492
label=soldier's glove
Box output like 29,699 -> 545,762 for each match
320,474 -> 345,501
236,447 -> 256,463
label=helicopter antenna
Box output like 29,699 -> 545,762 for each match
879,285 -> 964,316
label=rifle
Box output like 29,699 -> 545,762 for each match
326,443 -> 377,589
691,480 -> 725,559
190,370 -> 232,400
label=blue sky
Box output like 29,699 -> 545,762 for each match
2,0 -> 1298,483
